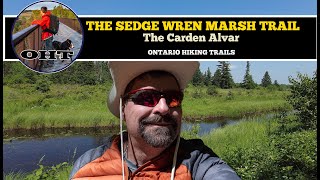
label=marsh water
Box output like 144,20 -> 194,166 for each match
3,116 -> 265,174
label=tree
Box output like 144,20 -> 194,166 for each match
241,61 -> 256,89
274,80 -> 279,86
219,61 -> 234,89
72,61 -> 97,85
49,61 -> 97,85
94,61 -> 111,84
52,5 -> 77,19
3,62 -> 39,84
13,20 -> 22,33
212,68 -> 222,87
287,71 -> 317,129
204,67 -> 212,86
261,71 -> 272,87
192,67 -> 203,86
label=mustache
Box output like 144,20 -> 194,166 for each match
140,114 -> 177,125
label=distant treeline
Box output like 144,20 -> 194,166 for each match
3,61 -> 111,85
192,61 -> 289,90
3,61 -> 292,91
13,5 -> 77,33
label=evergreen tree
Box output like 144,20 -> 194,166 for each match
73,61 -> 97,85
261,71 -> 272,87
274,80 -> 279,86
241,61 -> 256,89
204,67 -> 212,86
50,61 -> 97,85
219,61 -> 234,89
3,62 -> 39,84
212,68 -> 222,87
192,67 -> 203,86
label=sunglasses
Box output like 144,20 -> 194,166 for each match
123,88 -> 183,108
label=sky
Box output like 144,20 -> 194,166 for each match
200,61 -> 317,85
3,0 -> 317,84
3,0 -> 316,15
25,1 -> 68,10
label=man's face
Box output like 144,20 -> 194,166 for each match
123,73 -> 182,148
40,9 -> 45,16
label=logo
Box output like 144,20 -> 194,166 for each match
11,0 -> 84,73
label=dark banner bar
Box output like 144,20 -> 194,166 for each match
5,17 -> 316,59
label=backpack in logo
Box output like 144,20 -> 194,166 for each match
45,14 -> 59,34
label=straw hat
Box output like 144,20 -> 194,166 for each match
107,61 -> 199,118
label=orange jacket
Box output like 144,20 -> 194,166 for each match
69,134 -> 240,180
32,11 -> 53,40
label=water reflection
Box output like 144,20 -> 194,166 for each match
3,117 -> 244,174
3,135 -> 110,174
182,119 -> 239,135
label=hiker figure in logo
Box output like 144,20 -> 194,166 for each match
32,6 -> 59,68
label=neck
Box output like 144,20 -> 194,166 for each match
125,135 -> 166,166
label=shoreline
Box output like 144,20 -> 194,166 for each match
3,109 -> 288,139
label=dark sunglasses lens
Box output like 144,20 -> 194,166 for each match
133,90 -> 160,107
130,90 -> 182,107
165,92 -> 183,107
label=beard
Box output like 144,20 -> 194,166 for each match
138,114 -> 179,148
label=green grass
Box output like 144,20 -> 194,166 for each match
4,83 -> 118,130
3,163 -> 73,180
196,116 -> 317,179
3,83 -> 291,130
3,147 -> 77,180
201,117 -> 273,156
3,171 -> 28,180
183,85 -> 291,118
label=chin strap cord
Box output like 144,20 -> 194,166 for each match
170,128 -> 181,180
120,97 -> 125,180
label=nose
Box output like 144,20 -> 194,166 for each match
153,97 -> 169,115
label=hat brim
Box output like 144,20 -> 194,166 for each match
107,61 -> 200,118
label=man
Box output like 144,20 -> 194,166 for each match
32,6 -> 54,67
69,61 -> 241,180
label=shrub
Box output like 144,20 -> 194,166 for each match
35,77 -> 51,93
287,71 -> 317,129
216,121 -> 317,179
25,156 -> 71,180
223,145 -> 275,179
206,85 -> 219,96
192,89 -> 202,99
225,90 -> 234,100
270,130 -> 317,179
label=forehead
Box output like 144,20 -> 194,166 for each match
127,71 -> 180,92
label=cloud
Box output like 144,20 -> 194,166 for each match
230,65 -> 237,70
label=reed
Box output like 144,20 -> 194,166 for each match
3,164 -> 72,180
4,84 -> 290,130
3,171 -> 28,180
197,116 -> 316,179
201,117 -> 274,155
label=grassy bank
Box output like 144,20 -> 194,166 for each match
200,116 -> 317,179
4,83 -> 291,130
183,85 -> 290,118
4,163 -> 72,180
4,83 -> 117,130
5,115 -> 316,180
